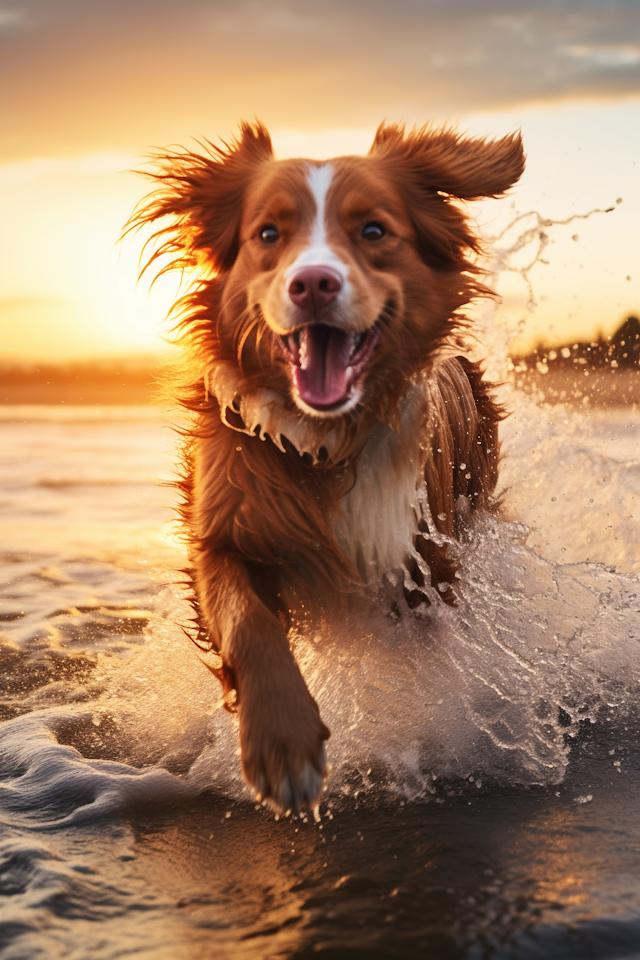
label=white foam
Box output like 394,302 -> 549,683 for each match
3,513 -> 638,827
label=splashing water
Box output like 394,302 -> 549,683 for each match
1,210 -> 639,958
3,502 -> 638,828
0,212 -> 637,830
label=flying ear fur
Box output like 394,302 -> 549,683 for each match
368,123 -> 524,272
370,123 -> 525,200
126,120 -> 273,277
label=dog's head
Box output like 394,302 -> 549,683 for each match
133,122 -> 524,419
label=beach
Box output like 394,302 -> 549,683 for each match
1,387 -> 639,957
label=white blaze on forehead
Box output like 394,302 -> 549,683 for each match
307,163 -> 333,248
283,163 -> 349,283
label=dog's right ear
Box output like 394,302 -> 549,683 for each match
126,121 -> 273,276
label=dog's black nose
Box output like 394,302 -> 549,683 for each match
287,266 -> 343,311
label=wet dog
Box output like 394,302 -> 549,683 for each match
129,121 -> 524,813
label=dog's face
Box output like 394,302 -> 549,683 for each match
228,157 -> 423,415
136,123 -> 524,419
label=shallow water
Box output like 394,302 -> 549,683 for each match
1,396 -> 639,959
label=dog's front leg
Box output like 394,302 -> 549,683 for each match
194,547 -> 329,813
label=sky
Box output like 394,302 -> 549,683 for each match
0,0 -> 639,362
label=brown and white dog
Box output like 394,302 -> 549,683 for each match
130,121 -> 524,814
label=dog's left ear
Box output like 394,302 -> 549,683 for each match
370,123 -> 524,200
369,124 -> 524,271
127,121 -> 274,276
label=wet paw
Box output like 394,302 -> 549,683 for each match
253,745 -> 328,816
239,673 -> 330,815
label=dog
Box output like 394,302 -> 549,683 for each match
129,121 -> 524,814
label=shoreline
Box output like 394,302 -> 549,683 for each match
2,368 -> 639,408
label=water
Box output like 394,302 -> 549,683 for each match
1,394 -> 639,959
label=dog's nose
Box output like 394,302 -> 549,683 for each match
287,266 -> 343,310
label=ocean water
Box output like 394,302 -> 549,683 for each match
1,392 -> 639,960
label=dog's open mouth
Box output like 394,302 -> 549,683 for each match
278,324 -> 380,410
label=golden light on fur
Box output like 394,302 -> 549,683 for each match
126,120 -> 524,814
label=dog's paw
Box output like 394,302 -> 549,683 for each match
238,671 -> 330,816
253,744 -> 328,817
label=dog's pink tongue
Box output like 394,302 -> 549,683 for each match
294,325 -> 353,408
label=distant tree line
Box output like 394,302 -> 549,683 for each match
517,316 -> 640,374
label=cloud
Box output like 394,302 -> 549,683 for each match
0,8 -> 21,26
1,0 -> 639,161
560,44 -> 640,68
0,152 -> 133,186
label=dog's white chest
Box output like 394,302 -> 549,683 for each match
334,406 -> 424,584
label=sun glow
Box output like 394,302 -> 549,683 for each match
0,154 -> 181,362
1,102 -> 638,364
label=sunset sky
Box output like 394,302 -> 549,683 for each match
1,0 -> 638,362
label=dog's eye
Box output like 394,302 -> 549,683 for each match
361,222 -> 386,241
259,225 -> 280,244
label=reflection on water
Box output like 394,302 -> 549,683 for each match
0,398 -> 639,959
0,405 -> 181,566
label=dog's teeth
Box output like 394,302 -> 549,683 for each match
283,332 -> 301,365
299,328 -> 309,369
349,331 -> 367,360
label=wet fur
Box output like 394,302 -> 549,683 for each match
126,121 -> 524,812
